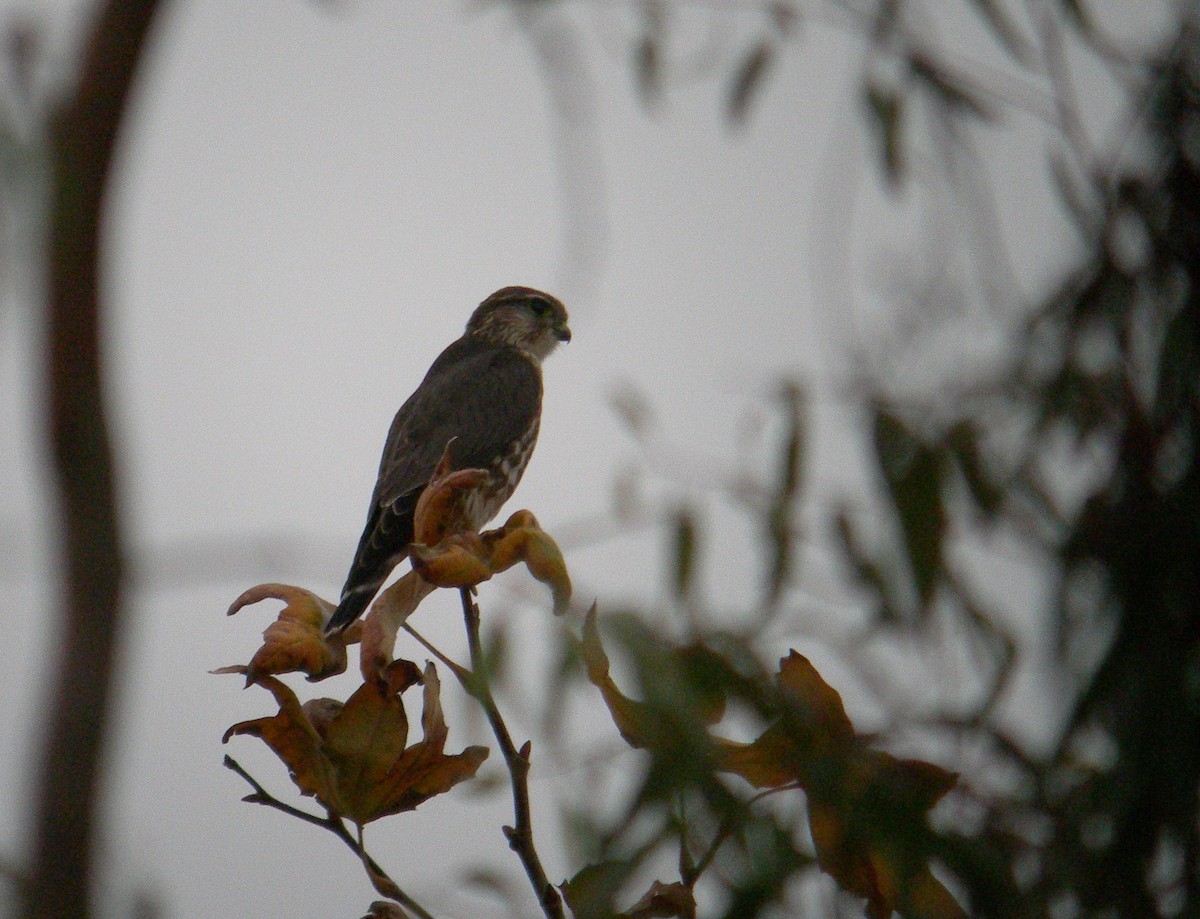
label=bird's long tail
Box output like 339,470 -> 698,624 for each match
324,581 -> 381,635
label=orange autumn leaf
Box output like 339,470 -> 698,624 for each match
715,651 -> 855,788
775,650 -> 856,748
410,509 -> 572,615
410,533 -> 494,588
223,583 -> 357,682
411,442 -> 489,547
809,780 -> 965,919
714,652 -> 964,919
577,626 -> 965,918
487,510 -> 572,615
580,606 -> 659,749
624,880 -> 696,918
221,670 -> 342,806
358,571 -> 436,680
222,660 -> 488,825
811,749 -> 962,919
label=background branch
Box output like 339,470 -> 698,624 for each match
27,4 -> 161,918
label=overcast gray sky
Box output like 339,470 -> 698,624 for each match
0,1 -> 1175,917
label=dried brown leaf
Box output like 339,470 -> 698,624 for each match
225,583 -> 354,682
222,661 -> 488,825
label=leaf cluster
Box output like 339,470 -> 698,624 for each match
557,608 -> 968,919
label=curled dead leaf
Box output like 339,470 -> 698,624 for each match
409,509 -> 572,615
412,441 -> 488,546
358,571 -> 436,681
486,510 -> 572,614
410,533 -> 494,588
225,583 -> 357,682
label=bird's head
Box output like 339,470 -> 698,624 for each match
467,286 -> 571,361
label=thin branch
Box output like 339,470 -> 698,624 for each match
1029,0 -> 1093,174
402,622 -> 471,683
222,756 -> 436,919
457,588 -> 565,919
681,784 -> 802,886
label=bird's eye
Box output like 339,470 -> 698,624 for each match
528,298 -> 551,317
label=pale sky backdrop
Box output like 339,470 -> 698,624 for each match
0,1 -> 1177,917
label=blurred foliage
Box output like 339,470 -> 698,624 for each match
839,16 -> 1200,916
558,2 -> 1200,917
5,0 -> 1197,917
220,1 -> 1200,914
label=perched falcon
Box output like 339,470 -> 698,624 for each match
324,286 -> 571,634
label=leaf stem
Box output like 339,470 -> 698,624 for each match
222,755 -> 437,919
403,621 -> 470,683
682,783 -> 802,886
458,588 -> 564,919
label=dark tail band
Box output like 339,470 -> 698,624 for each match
324,584 -> 378,635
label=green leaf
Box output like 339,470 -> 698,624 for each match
561,860 -> 636,919
834,510 -> 906,623
948,421 -> 1004,516
766,383 -> 805,604
872,408 -> 946,611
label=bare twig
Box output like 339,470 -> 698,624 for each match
222,756 -> 436,919
402,622 -> 471,683
457,588 -> 565,919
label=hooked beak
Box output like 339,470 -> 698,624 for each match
555,324 -> 572,343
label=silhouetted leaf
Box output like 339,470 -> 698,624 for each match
610,382 -> 656,440
948,421 -> 1004,516
561,860 -> 635,919
865,81 -> 905,185
635,0 -> 664,107
966,0 -> 1033,61
766,383 -> 805,603
1049,150 -> 1101,238
834,510 -> 906,623
768,2 -> 799,36
728,41 -> 773,126
911,54 -> 993,121
872,408 -> 946,610
624,880 -> 695,918
671,506 -> 697,602
1057,0 -> 1091,33
636,35 -> 660,106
